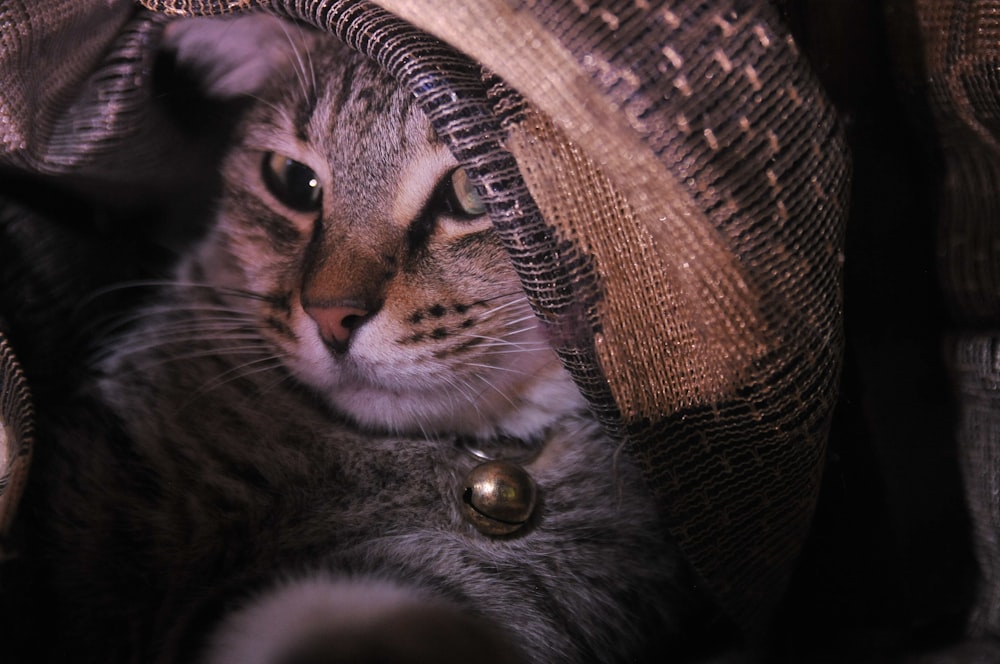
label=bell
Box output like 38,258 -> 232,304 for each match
461,460 -> 538,536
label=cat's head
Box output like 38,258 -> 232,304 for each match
164,15 -> 584,440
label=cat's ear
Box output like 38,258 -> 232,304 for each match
161,14 -> 304,98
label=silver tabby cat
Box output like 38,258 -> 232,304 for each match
30,14 -> 698,664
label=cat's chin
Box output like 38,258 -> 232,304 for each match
320,366 -> 588,441
285,352 -> 581,440
285,322 -> 588,439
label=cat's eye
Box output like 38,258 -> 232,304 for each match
261,152 -> 323,212
439,167 -> 486,218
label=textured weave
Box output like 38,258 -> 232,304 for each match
0,0 -> 217,206
2,0 -> 850,638
914,0 -> 1000,647
0,332 -> 33,540
0,0 -> 131,171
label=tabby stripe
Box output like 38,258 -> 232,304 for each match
252,207 -> 305,253
265,315 -> 296,340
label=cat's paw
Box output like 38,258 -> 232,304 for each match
201,576 -> 524,664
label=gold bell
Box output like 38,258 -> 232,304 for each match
461,460 -> 537,536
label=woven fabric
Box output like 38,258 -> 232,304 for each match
0,332 -> 33,540
0,0 -> 131,172
2,0 -> 850,638
914,0 -> 1000,643
0,0 -> 215,204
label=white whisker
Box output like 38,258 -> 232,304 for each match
458,334 -> 547,350
474,346 -> 547,357
477,297 -> 529,318
500,313 -> 540,327
244,91 -> 298,130
276,20 -> 315,108
94,324 -> 263,357
254,364 -> 300,398
442,374 -> 489,423
193,354 -> 289,395
469,372 -> 520,410
109,344 -> 278,374
89,303 -> 259,340
461,362 -> 530,377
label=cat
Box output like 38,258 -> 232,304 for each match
15,13 -> 716,664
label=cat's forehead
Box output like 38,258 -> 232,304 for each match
248,36 -> 442,163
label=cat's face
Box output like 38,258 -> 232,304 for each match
171,16 -> 582,439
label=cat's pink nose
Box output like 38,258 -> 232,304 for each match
304,304 -> 369,351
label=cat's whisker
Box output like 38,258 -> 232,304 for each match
82,278 -> 266,301
476,289 -> 528,304
99,324 -> 272,355
492,328 -> 541,344
254,365 -> 300,399
457,328 -> 546,349
459,339 -> 548,355
107,311 -> 256,331
442,375 -> 490,423
95,324 -> 263,355
275,19 -> 317,109
108,343 -> 278,372
468,372 -> 520,411
170,359 -> 290,413
89,305 -> 260,341
77,278 -> 179,305
243,91 -> 298,130
181,284 -> 285,305
459,328 -> 545,344
461,362 -> 532,378
191,353 -> 290,398
499,313 -> 541,328
107,336 -> 269,362
105,334 -> 256,355
304,35 -> 318,108
126,314 -> 258,333
82,281 -> 279,324
138,324 -> 259,340
475,347 -> 548,359
476,297 -> 531,318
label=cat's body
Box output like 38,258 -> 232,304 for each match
17,14 -> 700,664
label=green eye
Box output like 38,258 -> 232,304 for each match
261,152 -> 322,212
441,167 -> 486,218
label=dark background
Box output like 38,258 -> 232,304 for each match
770,1 -> 978,661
